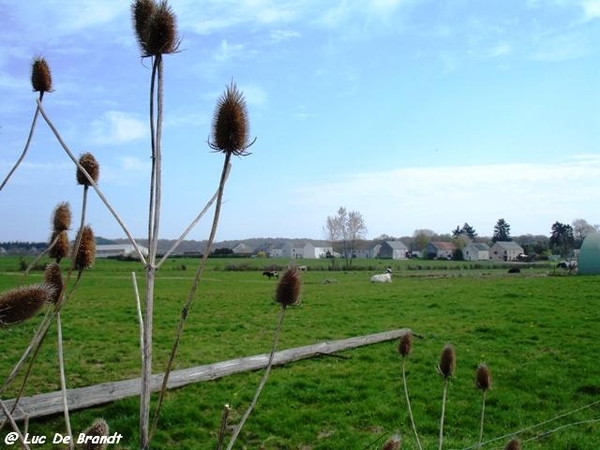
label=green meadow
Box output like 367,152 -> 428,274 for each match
0,257 -> 598,449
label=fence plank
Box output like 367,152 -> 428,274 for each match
1,328 -> 409,422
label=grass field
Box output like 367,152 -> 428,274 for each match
0,256 -> 598,449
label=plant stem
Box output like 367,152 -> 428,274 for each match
0,96 -> 42,192
141,53 -> 163,450
477,390 -> 487,449
226,305 -> 287,450
56,312 -> 74,450
35,100 -> 147,265
150,154 -> 232,438
439,379 -> 449,450
401,358 -> 422,450
216,404 -> 231,450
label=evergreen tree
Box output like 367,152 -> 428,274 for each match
492,219 -> 511,243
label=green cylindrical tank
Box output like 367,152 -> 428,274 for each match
578,233 -> 600,275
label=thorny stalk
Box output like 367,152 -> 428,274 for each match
150,153 -> 232,439
226,304 -> 288,450
477,390 -> 487,449
56,312 -> 74,449
0,96 -> 42,192
401,358 -> 422,450
35,100 -> 147,265
439,379 -> 449,450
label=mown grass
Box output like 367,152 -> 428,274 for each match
0,257 -> 598,449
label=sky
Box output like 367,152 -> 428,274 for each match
1,0 -> 599,244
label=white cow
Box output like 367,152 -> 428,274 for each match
370,269 -> 392,283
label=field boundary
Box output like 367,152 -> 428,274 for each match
1,328 -> 409,422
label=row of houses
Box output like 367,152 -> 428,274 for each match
1,240 -> 525,262
231,240 -> 526,262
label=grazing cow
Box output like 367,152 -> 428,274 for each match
556,261 -> 577,273
371,268 -> 392,283
507,267 -> 521,274
262,270 -> 278,279
298,265 -> 308,271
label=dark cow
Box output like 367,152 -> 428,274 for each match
262,270 -> 278,279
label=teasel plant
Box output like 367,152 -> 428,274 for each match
25,202 -> 72,275
78,418 -> 110,450
0,56 -> 52,192
151,80 -> 255,442
437,344 -> 456,450
223,266 -> 302,450
398,331 -> 422,450
475,363 -> 492,449
131,1 -> 181,446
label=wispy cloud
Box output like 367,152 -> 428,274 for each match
90,111 -> 146,145
293,156 -> 600,236
582,0 -> 600,21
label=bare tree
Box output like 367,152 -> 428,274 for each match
324,207 -> 367,268
572,218 -> 598,247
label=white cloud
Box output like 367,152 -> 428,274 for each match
239,84 -> 268,107
293,157 -> 600,237
215,39 -> 246,63
582,0 -> 600,21
90,111 -> 146,145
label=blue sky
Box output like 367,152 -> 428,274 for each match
1,0 -> 599,243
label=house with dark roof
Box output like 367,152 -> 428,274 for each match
489,241 -> 524,261
463,242 -> 490,261
426,241 -> 456,259
372,240 -> 409,259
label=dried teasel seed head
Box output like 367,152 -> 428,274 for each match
504,438 -> 521,450
398,331 -> 413,358
144,0 -> 179,56
0,284 -> 53,327
31,56 -> 53,95
209,82 -> 251,156
73,226 -> 96,271
438,344 -> 456,379
132,0 -> 156,54
475,363 -> 492,391
381,433 -> 401,450
77,152 -> 100,186
275,267 -> 302,307
49,230 -> 70,263
79,418 -> 109,450
52,202 -> 72,232
44,263 -> 63,305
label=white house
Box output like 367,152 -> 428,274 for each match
96,244 -> 149,259
489,241 -> 524,262
463,242 -> 490,261
303,243 -> 333,259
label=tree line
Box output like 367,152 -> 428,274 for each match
324,207 -> 598,264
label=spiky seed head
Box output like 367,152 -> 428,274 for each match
438,344 -> 456,379
132,0 -> 156,54
381,433 -> 401,450
52,202 -> 72,232
79,418 -> 109,450
210,82 -> 250,156
31,57 -> 52,94
0,284 -> 53,327
475,363 -> 492,391
49,230 -> 70,263
74,226 -> 96,271
44,263 -> 63,304
275,267 -> 302,307
504,438 -> 521,450
398,331 -> 413,358
77,152 -> 100,186
144,0 -> 179,56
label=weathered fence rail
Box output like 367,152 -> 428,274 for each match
2,328 -> 409,421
